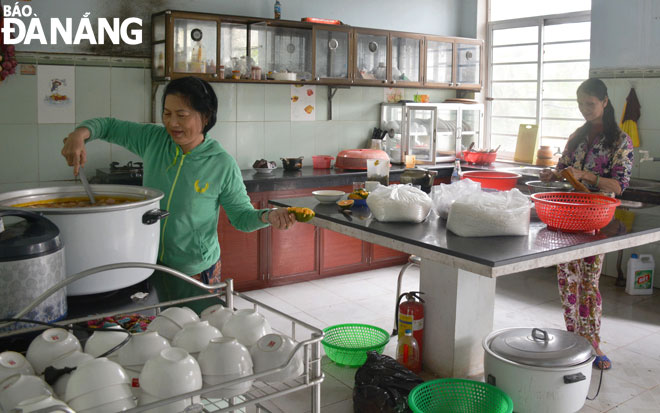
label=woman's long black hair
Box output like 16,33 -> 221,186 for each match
162,76 -> 218,134
565,78 -> 621,153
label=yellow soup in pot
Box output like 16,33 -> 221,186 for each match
13,196 -> 141,208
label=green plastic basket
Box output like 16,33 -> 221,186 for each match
408,379 -> 513,413
321,323 -> 390,367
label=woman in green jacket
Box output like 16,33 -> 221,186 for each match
61,76 -> 296,312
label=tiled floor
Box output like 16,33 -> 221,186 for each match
235,265 -> 660,413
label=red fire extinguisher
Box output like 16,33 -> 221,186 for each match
396,291 -> 425,355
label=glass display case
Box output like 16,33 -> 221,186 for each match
456,41 -> 481,87
354,29 -> 388,84
313,26 -> 351,82
173,17 -> 218,74
251,23 -> 312,81
381,102 -> 484,165
220,22 -> 249,79
391,34 -> 422,85
425,38 -> 453,86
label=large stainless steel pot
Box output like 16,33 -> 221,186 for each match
399,167 -> 438,193
483,327 -> 595,413
0,185 -> 168,296
0,210 -> 66,331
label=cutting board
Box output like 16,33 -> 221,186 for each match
513,124 -> 540,164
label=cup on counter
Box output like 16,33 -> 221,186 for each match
352,182 -> 365,192
405,155 -> 416,168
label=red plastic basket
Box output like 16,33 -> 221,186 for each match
461,171 -> 521,190
531,192 -> 621,233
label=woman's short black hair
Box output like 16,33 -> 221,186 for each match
162,76 -> 218,134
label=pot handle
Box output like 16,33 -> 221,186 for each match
0,210 -> 50,230
531,328 -> 549,342
563,372 -> 586,384
142,209 -> 170,225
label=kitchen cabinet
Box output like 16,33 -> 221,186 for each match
313,25 -> 353,83
424,36 -> 482,90
353,28 -> 390,85
390,33 -> 424,87
251,21 -> 313,82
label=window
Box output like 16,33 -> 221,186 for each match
487,4 -> 590,159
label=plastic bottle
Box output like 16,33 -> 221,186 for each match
626,253 -> 654,295
274,0 -> 281,19
396,329 -> 421,373
450,159 -> 462,183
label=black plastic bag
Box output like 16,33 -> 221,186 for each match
353,351 -> 424,413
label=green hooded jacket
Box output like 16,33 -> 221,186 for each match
79,117 -> 269,276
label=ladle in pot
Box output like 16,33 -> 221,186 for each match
78,166 -> 96,204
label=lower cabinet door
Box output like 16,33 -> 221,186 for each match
371,244 -> 409,264
321,228 -> 366,272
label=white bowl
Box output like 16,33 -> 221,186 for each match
67,382 -> 133,411
172,321 -> 222,358
50,350 -> 94,398
250,333 -> 304,383
0,351 -> 35,382
222,309 -> 272,347
200,304 -> 234,331
77,395 -> 137,413
139,390 -> 200,413
14,394 -> 71,413
202,371 -> 254,399
312,190 -> 345,204
123,365 -> 143,398
84,324 -> 128,358
117,331 -> 171,368
198,337 -> 253,377
64,357 -> 129,401
160,307 -> 200,327
139,347 -> 202,399
0,374 -> 53,412
254,167 -> 277,174
26,328 -> 82,374
146,315 -> 181,340
271,72 -> 297,81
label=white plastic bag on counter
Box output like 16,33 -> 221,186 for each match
431,179 -> 482,219
446,188 -> 531,237
366,184 -> 432,223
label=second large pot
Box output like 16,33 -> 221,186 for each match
0,185 -> 168,296
483,327 -> 595,413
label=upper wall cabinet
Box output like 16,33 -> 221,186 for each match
353,28 -> 389,85
313,26 -> 353,83
424,36 -> 482,90
251,22 -> 313,82
390,32 -> 424,87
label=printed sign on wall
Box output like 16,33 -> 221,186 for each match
38,65 -> 75,124
291,85 -> 315,121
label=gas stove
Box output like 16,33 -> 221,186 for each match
95,161 -> 143,186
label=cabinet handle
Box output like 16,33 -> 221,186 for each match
455,82 -> 461,87
315,76 -> 321,81
382,79 -> 387,84
391,80 -> 397,84
212,73 -> 218,78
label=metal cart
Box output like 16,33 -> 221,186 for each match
0,262 -> 325,413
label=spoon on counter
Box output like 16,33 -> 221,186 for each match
78,166 -> 96,204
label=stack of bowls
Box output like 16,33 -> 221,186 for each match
84,324 -> 129,359
146,307 -> 200,340
0,374 -> 53,412
138,347 -> 202,413
198,337 -> 254,398
222,309 -> 272,347
14,394 -> 72,412
116,331 -> 171,397
0,351 -> 35,382
26,328 -> 82,374
49,350 -> 94,397
250,333 -> 304,383
200,304 -> 234,331
172,320 -> 223,359
64,357 -> 135,412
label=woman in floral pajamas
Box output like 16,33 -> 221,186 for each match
541,78 -> 634,370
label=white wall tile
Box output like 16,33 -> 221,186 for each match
75,66 -> 110,122
0,72 -> 37,124
290,122 -> 316,161
209,121 -> 237,159
315,86 -> 329,121
237,84 -> 264,122
314,121 -> 339,156
110,68 -> 146,122
264,121 -> 291,161
264,84 -> 291,121
636,78 -> 660,130
0,182 -> 40,193
338,121 -> 377,150
211,83 -> 236,122
236,122 -> 264,168
331,87 -> 363,121
0,124 -> 38,184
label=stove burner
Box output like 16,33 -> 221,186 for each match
95,161 -> 144,186
110,161 -> 143,172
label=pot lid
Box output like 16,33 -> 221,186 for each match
0,211 -> 62,261
489,327 -> 593,367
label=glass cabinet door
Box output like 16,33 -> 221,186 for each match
406,106 -> 437,165
251,23 -> 312,81
435,106 -> 459,161
313,27 -> 351,81
354,29 -> 388,84
425,38 -> 453,86
456,42 -> 481,87
380,104 -> 405,164
391,35 -> 422,85
459,107 -> 483,152
173,17 -> 218,75
220,22 -> 248,79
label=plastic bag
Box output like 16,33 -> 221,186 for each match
446,188 -> 531,237
431,179 -> 482,219
366,184 -> 432,223
353,351 -> 424,413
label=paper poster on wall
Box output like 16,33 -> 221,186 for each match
291,85 -> 315,121
384,87 -> 403,103
38,65 -> 75,124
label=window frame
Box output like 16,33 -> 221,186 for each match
486,11 -> 591,160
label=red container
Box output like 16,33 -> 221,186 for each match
312,155 -> 334,169
462,150 -> 497,165
461,171 -> 521,191
531,192 -> 620,233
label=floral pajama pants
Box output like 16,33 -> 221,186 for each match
557,254 -> 604,348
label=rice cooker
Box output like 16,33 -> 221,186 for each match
483,327 -> 595,413
0,210 -> 67,332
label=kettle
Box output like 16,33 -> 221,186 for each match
400,167 -> 438,194
0,210 -> 67,332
